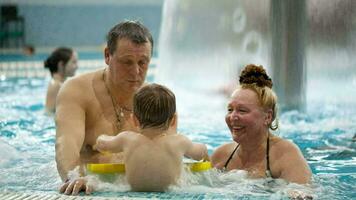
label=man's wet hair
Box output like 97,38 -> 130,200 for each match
106,20 -> 154,55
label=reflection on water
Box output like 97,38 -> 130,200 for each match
0,78 -> 355,199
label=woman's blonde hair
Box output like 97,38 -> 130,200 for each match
239,64 -> 279,130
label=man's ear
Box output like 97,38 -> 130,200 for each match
104,47 -> 110,65
264,109 -> 273,126
131,114 -> 140,128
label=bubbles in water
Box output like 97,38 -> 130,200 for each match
87,174 -> 130,192
0,139 -> 21,166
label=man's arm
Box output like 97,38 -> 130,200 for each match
55,79 -> 86,181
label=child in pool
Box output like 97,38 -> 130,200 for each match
95,83 -> 209,192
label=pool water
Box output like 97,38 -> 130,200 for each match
0,77 -> 355,199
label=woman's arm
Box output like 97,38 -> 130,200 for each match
276,140 -> 312,184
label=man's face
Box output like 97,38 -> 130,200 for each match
105,38 -> 152,92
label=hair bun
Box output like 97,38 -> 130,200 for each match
239,64 -> 273,88
44,58 -> 51,69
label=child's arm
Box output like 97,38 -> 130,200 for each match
94,132 -> 129,153
183,137 -> 209,161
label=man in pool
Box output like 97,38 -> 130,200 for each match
55,20 -> 153,195
94,83 -> 209,192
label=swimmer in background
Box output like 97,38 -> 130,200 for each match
44,47 -> 78,113
95,83 -> 209,192
23,44 -> 35,57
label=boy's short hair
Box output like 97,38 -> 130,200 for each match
133,83 -> 176,130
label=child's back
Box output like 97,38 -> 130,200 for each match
95,83 -> 208,191
124,133 -> 191,191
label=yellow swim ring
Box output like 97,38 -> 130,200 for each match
87,161 -> 211,174
187,161 -> 212,172
87,163 -> 125,174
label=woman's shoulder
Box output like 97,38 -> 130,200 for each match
269,134 -> 311,183
211,142 -> 237,167
270,134 -> 302,159
48,79 -> 61,91
271,134 -> 299,148
211,142 -> 237,159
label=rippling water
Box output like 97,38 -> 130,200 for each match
0,77 -> 355,199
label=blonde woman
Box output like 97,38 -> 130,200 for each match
211,64 -> 311,184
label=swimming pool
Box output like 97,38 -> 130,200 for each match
0,65 -> 355,199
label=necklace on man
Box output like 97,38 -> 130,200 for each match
102,68 -> 132,131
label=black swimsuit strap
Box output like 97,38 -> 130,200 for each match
223,143 -> 240,169
223,135 -> 271,176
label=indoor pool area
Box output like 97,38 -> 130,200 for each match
1,0 -> 356,199
0,60 -> 355,199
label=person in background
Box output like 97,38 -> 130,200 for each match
211,64 -> 312,184
55,21 -> 153,195
44,47 -> 78,113
23,44 -> 35,57
95,83 -> 209,192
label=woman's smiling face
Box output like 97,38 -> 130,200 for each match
225,88 -> 267,143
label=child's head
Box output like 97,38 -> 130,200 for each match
133,83 -> 176,130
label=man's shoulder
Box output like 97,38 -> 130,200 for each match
61,69 -> 102,91
68,69 -> 102,84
